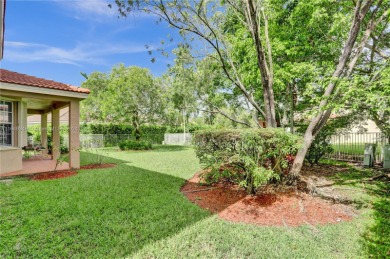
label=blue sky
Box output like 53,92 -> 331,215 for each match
1,0 -> 181,86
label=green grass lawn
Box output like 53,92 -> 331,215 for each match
1,145 -> 389,258
331,143 -> 384,156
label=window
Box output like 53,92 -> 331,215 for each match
0,101 -> 13,146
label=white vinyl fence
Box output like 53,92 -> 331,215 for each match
80,134 -> 104,148
64,133 -> 188,148
63,134 -> 104,149
164,133 -> 192,145
103,134 -> 164,146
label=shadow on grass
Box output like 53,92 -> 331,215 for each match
316,159 -> 390,256
362,181 -> 390,258
318,159 -> 374,186
331,168 -> 372,185
79,151 -> 128,166
152,145 -> 191,152
0,162 -> 210,258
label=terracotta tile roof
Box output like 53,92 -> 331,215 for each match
0,69 -> 90,94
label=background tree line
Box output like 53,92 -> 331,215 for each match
81,0 -> 389,180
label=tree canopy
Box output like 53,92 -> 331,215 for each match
81,65 -> 163,140
102,0 -> 390,178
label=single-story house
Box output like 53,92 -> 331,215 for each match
0,69 -> 89,175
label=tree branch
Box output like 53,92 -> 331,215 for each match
202,106 -> 253,128
262,9 -> 273,87
346,3 -> 388,76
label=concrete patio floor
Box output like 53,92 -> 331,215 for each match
0,156 -> 70,177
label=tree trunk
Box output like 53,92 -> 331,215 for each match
132,109 -> 141,141
244,0 -> 277,128
287,82 -> 294,133
281,104 -> 288,128
289,131 -> 314,183
263,84 -> 277,128
289,1 -> 377,181
371,113 -> 390,140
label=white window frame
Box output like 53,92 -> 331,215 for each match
0,100 -> 13,146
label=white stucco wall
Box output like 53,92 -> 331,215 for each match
0,147 -> 22,174
350,119 -> 381,133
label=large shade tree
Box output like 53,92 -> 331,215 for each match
113,0 -> 279,127
113,0 -> 390,181
289,0 -> 390,179
80,72 -> 109,123
82,65 -> 163,140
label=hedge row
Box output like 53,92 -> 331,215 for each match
28,124 -> 206,148
193,129 -> 302,194
80,123 -> 206,135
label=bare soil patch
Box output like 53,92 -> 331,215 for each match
30,163 -> 116,181
182,181 -> 247,213
301,163 -> 350,178
80,163 -> 116,170
30,170 -> 77,181
181,172 -> 357,227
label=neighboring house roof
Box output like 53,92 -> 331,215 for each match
28,107 -> 69,125
0,69 -> 90,94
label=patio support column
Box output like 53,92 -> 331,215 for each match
69,100 -> 80,169
51,108 -> 60,161
17,101 -> 28,148
40,113 -> 48,154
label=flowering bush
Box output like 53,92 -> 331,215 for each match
193,129 -> 302,194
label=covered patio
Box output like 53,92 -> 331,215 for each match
0,69 -> 89,176
1,156 -> 70,177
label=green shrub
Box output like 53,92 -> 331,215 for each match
80,124 -> 167,145
118,140 -> 152,151
202,164 -> 245,186
47,135 -> 69,154
28,124 -> 69,143
28,125 -> 69,154
193,129 -> 302,194
305,129 -> 334,165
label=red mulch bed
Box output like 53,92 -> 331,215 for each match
30,163 -> 116,181
181,172 -> 357,227
182,181 -> 248,212
30,170 -> 77,181
80,163 -> 116,170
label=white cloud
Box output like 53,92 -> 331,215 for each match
5,41 -> 47,48
4,40 -> 154,66
54,0 -> 118,21
70,0 -> 115,16
54,0 -> 153,22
